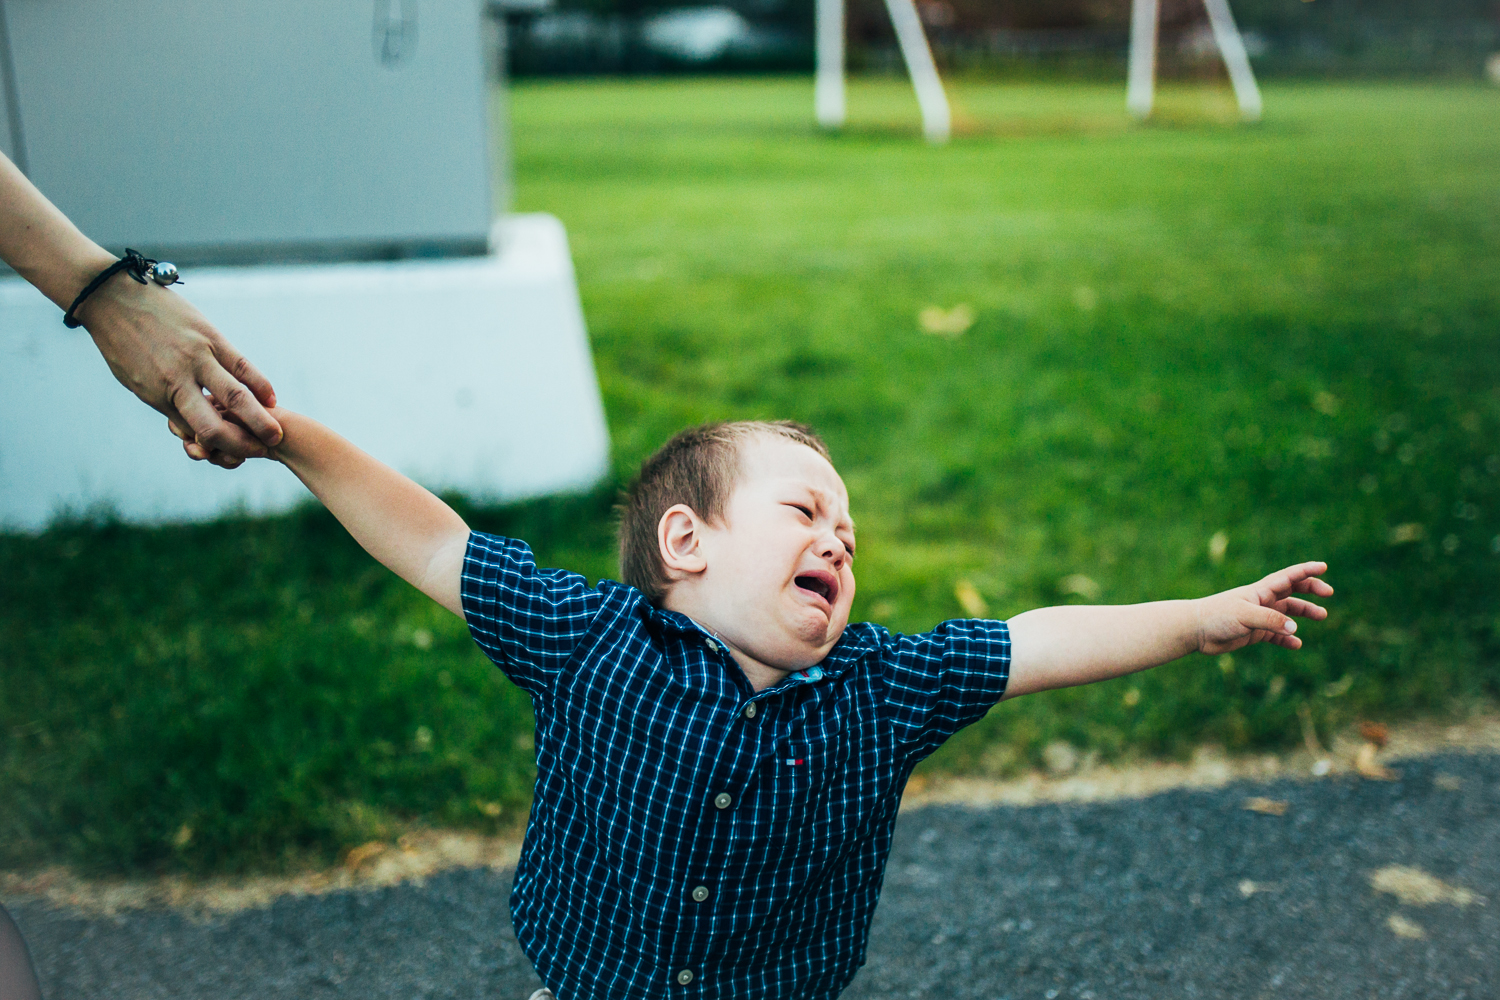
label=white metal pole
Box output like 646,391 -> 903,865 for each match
1126,0 -> 1158,120
882,0 -> 950,143
1201,0 -> 1263,120
815,0 -> 846,128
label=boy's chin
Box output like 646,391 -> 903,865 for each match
785,614 -> 846,657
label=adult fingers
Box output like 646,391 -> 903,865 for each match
197,357 -> 283,448
212,336 -> 278,409
168,417 -> 215,462
173,426 -> 244,467
172,382 -> 269,460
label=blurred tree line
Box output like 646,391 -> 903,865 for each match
503,0 -> 1500,77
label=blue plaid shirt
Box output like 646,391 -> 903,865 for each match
462,533 -> 1011,1000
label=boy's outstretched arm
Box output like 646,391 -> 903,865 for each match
262,407 -> 470,618
1002,562 -> 1331,700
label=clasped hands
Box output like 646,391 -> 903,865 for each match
80,270 -> 283,469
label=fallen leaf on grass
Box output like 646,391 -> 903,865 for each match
1207,531 -> 1228,565
1042,741 -> 1080,775
1386,913 -> 1426,939
953,580 -> 988,617
918,304 -> 975,336
1242,797 -> 1288,816
1388,523 -> 1425,545
1323,674 -> 1354,697
344,840 -> 387,871
1058,574 -> 1101,601
1355,741 -> 1399,781
1370,866 -> 1483,907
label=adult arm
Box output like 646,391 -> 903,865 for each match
267,408 -> 470,618
0,150 -> 281,466
1002,562 -> 1332,699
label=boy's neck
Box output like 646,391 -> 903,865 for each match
673,609 -> 792,693
724,642 -> 793,693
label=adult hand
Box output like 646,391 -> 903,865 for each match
75,275 -> 283,469
0,150 -> 280,468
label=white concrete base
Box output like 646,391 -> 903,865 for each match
0,214 -> 610,531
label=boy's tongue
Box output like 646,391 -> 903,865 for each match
796,574 -> 832,601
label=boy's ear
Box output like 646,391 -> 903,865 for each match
658,504 -> 709,580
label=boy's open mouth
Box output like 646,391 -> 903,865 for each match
794,571 -> 838,606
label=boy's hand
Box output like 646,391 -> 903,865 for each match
1195,561 -> 1332,654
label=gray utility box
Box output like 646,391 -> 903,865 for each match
0,0 -> 493,263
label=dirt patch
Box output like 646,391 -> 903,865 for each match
0,830 -> 521,920
900,712 -> 1500,809
5,713 -> 1497,918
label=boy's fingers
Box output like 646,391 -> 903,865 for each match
1291,575 -> 1334,596
1268,561 -> 1327,586
1246,605 -> 1294,636
1278,597 -> 1327,620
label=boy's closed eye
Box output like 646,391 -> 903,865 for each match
783,497 -> 855,557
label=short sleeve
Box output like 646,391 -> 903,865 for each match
880,618 -> 1011,763
460,532 -> 605,699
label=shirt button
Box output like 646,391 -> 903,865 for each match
713,792 -> 733,810
705,639 -> 719,653
676,969 -> 695,985
743,703 -> 757,719
691,885 -> 710,903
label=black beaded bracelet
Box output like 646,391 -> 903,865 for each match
63,248 -> 182,328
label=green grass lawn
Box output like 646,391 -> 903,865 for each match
3,78 -> 1498,875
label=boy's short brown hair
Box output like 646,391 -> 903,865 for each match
619,420 -> 831,605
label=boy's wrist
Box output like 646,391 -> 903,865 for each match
1189,597 -> 1210,655
262,407 -> 305,464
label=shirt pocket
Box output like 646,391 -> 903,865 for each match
778,735 -> 856,855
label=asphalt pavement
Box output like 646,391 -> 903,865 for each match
11,752 -> 1496,1000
